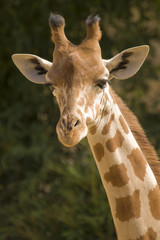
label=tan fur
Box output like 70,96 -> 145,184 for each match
111,88 -> 160,187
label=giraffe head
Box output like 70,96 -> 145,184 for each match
12,14 -> 149,147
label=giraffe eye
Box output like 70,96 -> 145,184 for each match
96,80 -> 107,89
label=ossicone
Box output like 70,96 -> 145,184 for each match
49,13 -> 65,28
49,13 -> 68,46
85,15 -> 102,41
86,15 -> 101,26
48,13 -> 102,48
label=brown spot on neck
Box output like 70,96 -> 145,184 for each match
89,124 -> 97,135
106,129 -> 124,152
148,185 -> 160,220
102,113 -> 114,135
115,190 -> 141,222
93,143 -> 104,162
119,115 -> 129,134
129,227 -> 157,240
127,148 -> 147,181
104,163 -> 129,187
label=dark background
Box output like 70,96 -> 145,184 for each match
1,0 -> 160,239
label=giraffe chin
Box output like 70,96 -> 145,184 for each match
56,126 -> 88,147
58,136 -> 81,147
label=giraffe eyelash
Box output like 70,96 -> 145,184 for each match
96,78 -> 110,89
96,80 -> 107,89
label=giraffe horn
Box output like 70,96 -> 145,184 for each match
49,13 -> 69,46
85,15 -> 102,41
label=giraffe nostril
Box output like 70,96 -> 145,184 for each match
74,119 -> 80,128
61,115 -> 81,131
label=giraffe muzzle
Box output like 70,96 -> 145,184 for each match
56,114 -> 88,147
61,115 -> 80,131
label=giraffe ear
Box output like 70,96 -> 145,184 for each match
103,45 -> 149,80
12,54 -> 52,84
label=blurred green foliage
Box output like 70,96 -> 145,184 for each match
1,0 -> 160,239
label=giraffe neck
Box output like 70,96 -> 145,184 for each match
87,88 -> 160,240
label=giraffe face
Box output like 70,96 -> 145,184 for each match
12,14 -> 149,147
46,46 -> 108,147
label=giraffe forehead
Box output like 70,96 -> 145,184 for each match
49,47 -> 106,87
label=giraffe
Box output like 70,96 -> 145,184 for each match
12,14 -> 160,240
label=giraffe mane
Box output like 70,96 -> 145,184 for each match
111,88 -> 160,188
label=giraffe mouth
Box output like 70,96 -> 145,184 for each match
56,118 -> 88,147
56,128 -> 88,147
